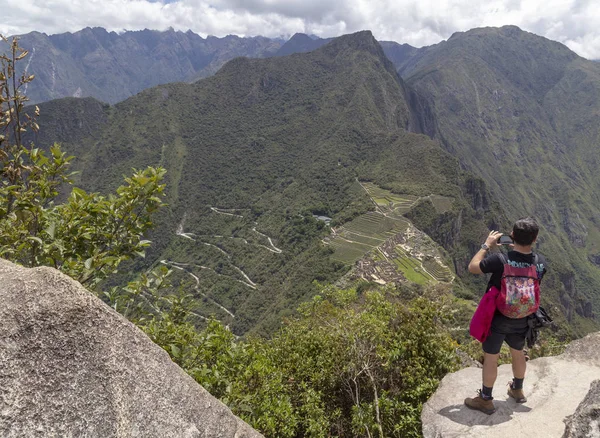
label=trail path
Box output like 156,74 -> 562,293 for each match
252,227 -> 283,253
138,286 -> 209,321
160,260 -> 237,318
158,210 -> 286,321
175,218 -> 255,285
210,207 -> 244,218
207,207 -> 283,254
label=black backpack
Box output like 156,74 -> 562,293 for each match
526,306 -> 554,347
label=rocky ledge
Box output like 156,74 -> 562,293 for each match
422,332 -> 600,438
0,259 -> 263,438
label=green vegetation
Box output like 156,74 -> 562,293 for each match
13,26 -> 598,337
139,284 -> 460,438
0,36 -> 166,286
0,32 -> 582,438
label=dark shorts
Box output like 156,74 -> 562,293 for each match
482,313 -> 529,354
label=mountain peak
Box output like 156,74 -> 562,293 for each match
288,33 -> 312,42
320,30 -> 396,73
329,30 -> 375,47
274,33 -> 330,56
320,30 -> 381,57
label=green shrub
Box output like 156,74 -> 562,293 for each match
141,284 -> 460,437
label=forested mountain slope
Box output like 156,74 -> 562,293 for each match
400,25 -> 600,330
30,31 -> 498,334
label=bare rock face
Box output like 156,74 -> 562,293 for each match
0,259 -> 263,438
563,380 -> 600,438
422,332 -> 600,438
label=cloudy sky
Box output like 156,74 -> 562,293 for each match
1,0 -> 599,59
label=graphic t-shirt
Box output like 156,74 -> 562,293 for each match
480,250 -> 547,290
480,250 -> 548,325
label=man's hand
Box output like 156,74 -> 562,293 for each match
468,230 -> 502,274
484,230 -> 503,250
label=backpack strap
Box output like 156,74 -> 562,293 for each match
533,253 -> 541,280
498,252 -> 508,265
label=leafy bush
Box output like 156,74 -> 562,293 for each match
140,284 -> 460,437
0,35 -> 165,286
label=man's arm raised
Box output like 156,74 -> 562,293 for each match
468,231 -> 503,274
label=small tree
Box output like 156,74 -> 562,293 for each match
0,35 -> 166,286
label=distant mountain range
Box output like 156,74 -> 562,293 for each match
1,27 -> 282,104
2,27 -> 421,105
13,25 -> 600,336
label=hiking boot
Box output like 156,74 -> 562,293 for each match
464,390 -> 496,415
507,382 -> 527,403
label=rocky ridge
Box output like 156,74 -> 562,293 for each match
563,379 -> 600,438
422,332 -> 600,437
0,259 -> 262,437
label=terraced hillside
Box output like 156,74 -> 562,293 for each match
360,181 -> 420,217
327,211 -> 410,263
327,182 -> 454,285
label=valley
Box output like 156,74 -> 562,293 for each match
157,178 -> 457,325
13,26 -> 600,337
4,6 -> 600,435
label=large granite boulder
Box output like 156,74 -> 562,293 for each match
422,331 -> 600,438
563,380 -> 600,438
0,259 -> 263,437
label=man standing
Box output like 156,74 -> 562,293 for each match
464,217 -> 547,414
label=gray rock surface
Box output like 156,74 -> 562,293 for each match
563,380 -> 600,438
422,332 -> 600,438
0,259 -> 263,438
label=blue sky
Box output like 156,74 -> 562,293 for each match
1,0 -> 599,59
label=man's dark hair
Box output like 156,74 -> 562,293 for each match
512,217 -> 539,245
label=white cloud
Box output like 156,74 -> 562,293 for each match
1,0 -> 599,59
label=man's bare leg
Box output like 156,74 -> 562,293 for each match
507,347 -> 528,402
465,352 -> 499,414
483,352 -> 500,388
510,348 -> 526,379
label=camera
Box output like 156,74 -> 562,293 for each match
497,235 -> 513,245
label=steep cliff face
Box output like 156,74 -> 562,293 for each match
399,25 -> 600,332
0,259 -> 262,438
421,332 -> 600,438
